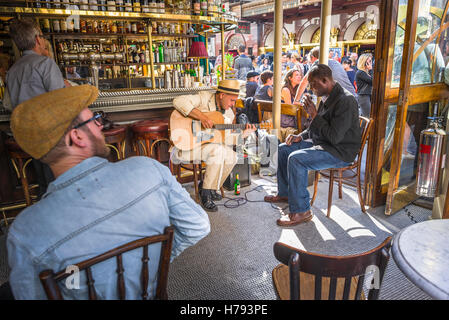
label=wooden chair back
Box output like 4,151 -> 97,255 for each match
39,226 -> 175,300
254,99 -> 304,131
273,237 -> 392,300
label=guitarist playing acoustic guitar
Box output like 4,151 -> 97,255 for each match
172,79 -> 256,212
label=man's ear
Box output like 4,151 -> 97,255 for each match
68,128 -> 88,148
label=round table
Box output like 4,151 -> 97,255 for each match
392,219 -> 449,300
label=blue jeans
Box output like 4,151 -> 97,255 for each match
277,141 -> 351,213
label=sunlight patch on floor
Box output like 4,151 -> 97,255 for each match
328,206 -> 376,238
311,212 -> 337,241
278,229 -> 305,250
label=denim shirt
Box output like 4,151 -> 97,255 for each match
7,156 -> 210,300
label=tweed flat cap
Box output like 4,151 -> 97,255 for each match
11,85 -> 99,159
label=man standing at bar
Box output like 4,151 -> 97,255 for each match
7,85 -> 210,299
265,64 -> 361,226
5,18 -> 67,197
172,80 -> 255,212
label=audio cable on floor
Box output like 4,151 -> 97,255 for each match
215,185 -> 289,211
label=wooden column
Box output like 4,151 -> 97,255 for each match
319,0 -> 332,64
272,0 -> 283,138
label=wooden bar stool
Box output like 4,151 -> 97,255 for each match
4,138 -> 34,206
103,125 -> 127,161
169,151 -> 224,203
131,119 -> 171,162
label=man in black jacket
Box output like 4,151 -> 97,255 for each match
265,64 -> 361,227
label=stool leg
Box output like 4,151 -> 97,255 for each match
193,164 -> 200,203
310,171 -> 319,207
338,169 -> 343,199
17,158 -> 32,206
327,170 -> 334,218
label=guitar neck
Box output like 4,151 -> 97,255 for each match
214,124 -> 260,130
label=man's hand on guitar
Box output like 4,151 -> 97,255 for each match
242,124 -> 257,139
200,115 -> 215,129
285,134 -> 302,146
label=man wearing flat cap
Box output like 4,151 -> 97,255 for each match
172,80 -> 256,212
7,85 -> 210,300
245,71 -> 260,98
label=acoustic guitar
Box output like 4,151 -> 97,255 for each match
170,110 -> 272,151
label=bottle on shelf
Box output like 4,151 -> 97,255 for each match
142,0 -> 150,13
131,21 -> 138,33
166,0 -> 174,13
117,21 -> 124,33
125,21 -> 132,33
80,20 -> 87,33
89,0 -> 99,11
200,0 -> 207,16
116,0 -> 124,11
52,19 -> 60,33
42,0 -> 52,9
80,0 -> 89,10
208,0 -> 215,16
93,20 -> 99,33
133,0 -> 141,12
158,0 -> 165,14
124,0 -> 132,12
60,19 -> 68,33
111,22 -> 118,33
158,42 -> 164,63
193,0 -> 200,16
53,1 -> 61,9
74,18 -> 80,33
67,18 -> 74,32
41,18 -> 51,33
107,0 -> 116,11
87,20 -> 93,33
98,0 -> 107,11
150,0 -> 158,13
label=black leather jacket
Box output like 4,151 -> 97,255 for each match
299,83 -> 361,163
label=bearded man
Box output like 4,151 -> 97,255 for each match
7,85 -> 210,299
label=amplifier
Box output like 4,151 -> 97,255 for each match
223,154 -> 251,190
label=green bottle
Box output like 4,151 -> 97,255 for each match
234,174 -> 240,195
158,42 -> 164,63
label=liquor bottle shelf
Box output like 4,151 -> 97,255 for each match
44,32 -> 197,39
60,62 -> 197,67
0,6 -> 237,26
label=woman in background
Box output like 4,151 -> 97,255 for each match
279,68 -> 304,142
355,53 -> 373,117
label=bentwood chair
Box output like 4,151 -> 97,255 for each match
39,226 -> 174,300
254,100 -> 305,132
310,116 -> 373,218
272,237 -> 392,300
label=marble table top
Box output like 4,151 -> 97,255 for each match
392,219 -> 449,300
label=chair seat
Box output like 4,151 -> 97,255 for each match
103,125 -> 126,137
272,264 -> 365,300
131,120 -> 169,133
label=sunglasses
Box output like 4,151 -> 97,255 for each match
73,111 -> 105,129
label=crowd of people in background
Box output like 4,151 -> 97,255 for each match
215,45 -> 373,142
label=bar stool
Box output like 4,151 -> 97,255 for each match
4,138 -> 34,207
131,119 -> 171,162
103,125 -> 127,161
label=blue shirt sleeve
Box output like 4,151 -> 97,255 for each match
155,163 -> 210,261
